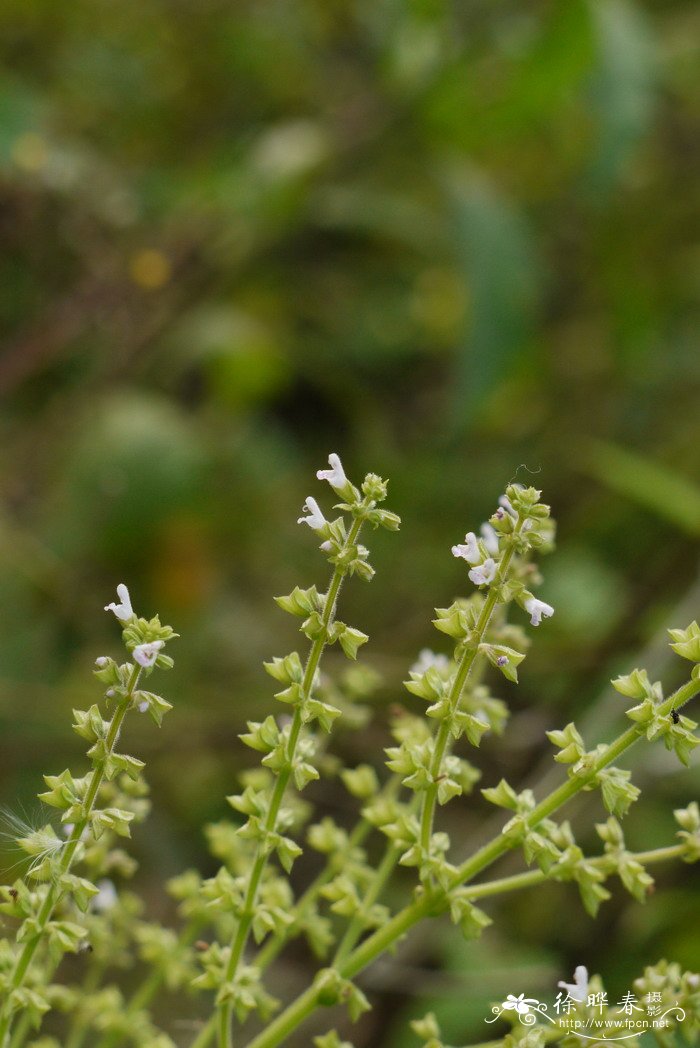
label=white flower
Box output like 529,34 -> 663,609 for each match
480,523 -> 500,555
132,640 -> 164,668
558,965 -> 589,1003
137,699 -> 149,713
451,531 -> 481,564
469,558 -> 497,586
297,496 -> 327,531
93,878 -> 118,914
524,596 -> 554,627
410,648 -> 450,675
104,583 -> 134,622
95,656 -> 110,668
316,452 -> 348,490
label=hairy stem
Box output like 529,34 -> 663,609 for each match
216,516 -> 365,1048
419,520 -> 523,857
0,665 -> 141,1048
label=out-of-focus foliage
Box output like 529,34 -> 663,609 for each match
0,0 -> 698,1044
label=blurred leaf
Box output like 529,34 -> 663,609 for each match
445,166 -> 541,433
0,74 -> 46,166
581,441 -> 700,535
586,0 -> 656,195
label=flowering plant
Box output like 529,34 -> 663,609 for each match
0,454 -> 698,1048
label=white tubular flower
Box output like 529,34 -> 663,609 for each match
480,523 -> 499,555
468,558 -> 497,586
525,596 -> 554,627
104,583 -> 134,622
410,648 -> 450,675
558,965 -> 589,1003
297,496 -> 327,531
93,879 -> 118,914
451,531 -> 481,564
316,452 -> 347,490
133,640 -> 164,668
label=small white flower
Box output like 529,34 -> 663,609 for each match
410,648 -> 450,675
316,452 -> 348,490
524,596 -> 554,627
480,523 -> 500,555
498,494 -> 517,518
297,496 -> 327,531
468,557 -> 497,586
132,640 -> 164,668
451,532 -> 481,564
95,656 -> 110,668
558,965 -> 589,1003
104,583 -> 134,622
320,540 -> 333,552
93,878 -> 118,913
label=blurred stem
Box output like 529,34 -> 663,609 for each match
331,842 -> 402,968
419,519 -> 523,858
0,666 -> 141,1048
256,814 -> 373,973
92,919 -> 204,1048
216,514 -> 365,1048
191,1018 -> 217,1048
331,792 -> 419,969
241,677 -> 700,1048
62,962 -> 107,1048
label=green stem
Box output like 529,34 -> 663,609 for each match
332,843 -> 401,968
92,919 -> 204,1048
0,666 -> 141,1048
241,676 -> 700,1048
461,842 -> 687,900
419,522 -> 523,856
62,962 -> 107,1048
256,816 -> 373,973
190,1017 -> 217,1048
216,514 -> 366,1048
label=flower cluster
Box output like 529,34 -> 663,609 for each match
0,462 -> 699,1048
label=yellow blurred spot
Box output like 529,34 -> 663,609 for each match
129,249 -> 171,290
11,132 -> 48,172
411,268 -> 469,341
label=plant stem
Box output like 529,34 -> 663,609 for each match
240,676 -> 700,1048
332,843 -> 401,968
62,962 -> 107,1048
216,516 -> 365,1048
190,1017 -> 217,1048
461,842 -> 687,900
419,522 -> 522,856
91,919 -> 204,1048
256,815 -> 373,973
0,665 -> 141,1048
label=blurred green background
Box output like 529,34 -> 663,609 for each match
0,0 -> 699,1044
